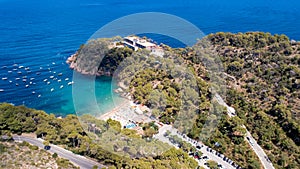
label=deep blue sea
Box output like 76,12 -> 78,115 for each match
0,0 -> 299,116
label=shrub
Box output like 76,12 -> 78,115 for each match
52,152 -> 58,158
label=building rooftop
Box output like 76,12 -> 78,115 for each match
136,39 -> 156,47
124,36 -> 156,47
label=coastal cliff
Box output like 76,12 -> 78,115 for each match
66,36 -> 127,76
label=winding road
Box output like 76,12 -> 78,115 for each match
216,94 -> 275,169
154,94 -> 275,169
12,135 -> 107,169
244,130 -> 275,169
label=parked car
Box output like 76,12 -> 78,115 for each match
246,136 -> 254,145
265,156 -> 271,162
202,156 -> 208,160
44,145 -> 51,150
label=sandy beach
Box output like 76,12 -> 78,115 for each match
98,100 -> 129,120
98,99 -> 152,127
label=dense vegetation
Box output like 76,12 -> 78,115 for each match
109,39 -> 262,168
207,32 -> 299,145
0,103 -> 198,169
71,37 -> 133,76
205,32 -> 300,168
171,32 -> 299,168
70,32 -> 300,168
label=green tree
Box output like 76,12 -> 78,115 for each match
207,160 -> 218,169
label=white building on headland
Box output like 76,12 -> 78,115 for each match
122,36 -> 164,56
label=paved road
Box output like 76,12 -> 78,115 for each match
154,125 -> 237,169
13,136 -> 106,169
216,94 -> 275,169
245,130 -> 275,169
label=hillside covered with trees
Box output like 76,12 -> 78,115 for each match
0,103 -> 198,169
67,32 -> 300,168
207,32 -> 300,168
182,32 -> 300,168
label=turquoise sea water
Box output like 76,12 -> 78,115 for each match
0,0 -> 299,116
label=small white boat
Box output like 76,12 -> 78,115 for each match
9,80 -> 12,83
30,78 -> 35,80
36,72 -> 41,75
60,85 -> 64,89
53,78 -> 57,80
50,76 -> 54,79
25,85 -> 29,88
52,62 -> 56,65
22,76 -> 27,79
24,67 -> 30,70
15,78 -> 20,80
13,68 -> 17,71
29,81 -> 33,84
53,71 -> 56,74
43,79 -> 48,82
57,79 -> 61,82
8,71 -> 12,73
67,81 -> 74,85
2,77 -> 8,80
22,79 -> 27,82
65,78 -> 69,81
13,64 -> 18,67
32,91 -> 35,94
51,88 -> 54,92
47,81 -> 50,85
0,89 -> 4,92
15,83 -> 19,86
58,73 -> 63,76
17,71 -> 22,74
19,66 -> 24,69
38,94 -> 41,98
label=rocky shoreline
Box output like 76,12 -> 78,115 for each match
66,52 -> 113,76
66,52 -> 131,100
